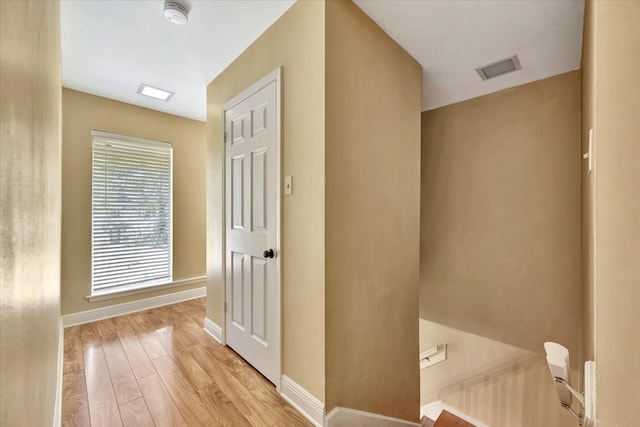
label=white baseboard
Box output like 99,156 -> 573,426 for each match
53,318 -> 63,427
421,401 -> 489,427
280,375 -> 325,427
62,286 -> 206,327
203,317 -> 222,344
326,407 -> 421,427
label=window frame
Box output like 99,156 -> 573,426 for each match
90,130 -> 173,298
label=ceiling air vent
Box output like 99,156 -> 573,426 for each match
476,55 -> 521,81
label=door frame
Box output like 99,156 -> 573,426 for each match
221,67 -> 282,390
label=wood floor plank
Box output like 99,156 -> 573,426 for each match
63,326 -> 84,374
198,383 -> 253,427
177,314 -> 217,344
152,325 -> 178,356
151,355 -> 218,426
102,339 -> 142,405
155,322 -> 198,353
124,311 -> 155,332
172,299 -> 207,328
112,315 -> 137,336
188,343 -> 278,427
111,318 -> 156,379
119,397 -> 155,427
126,313 -> 169,360
96,317 -> 119,343
119,334 -> 156,379
138,373 -> 187,427
222,354 -> 311,426
174,347 -> 214,390
64,298 -> 309,427
434,411 -> 476,427
139,332 -> 170,360
84,345 -> 123,427
62,369 -> 91,427
79,322 -> 102,350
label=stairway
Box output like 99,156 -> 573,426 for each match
421,415 -> 435,427
421,411 -> 476,427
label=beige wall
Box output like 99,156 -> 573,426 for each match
61,89 -> 206,315
206,1 -> 326,400
584,1 -> 640,425
581,0 -> 595,365
420,320 -> 575,427
420,72 -> 582,362
325,1 -> 422,421
1,1 -> 62,425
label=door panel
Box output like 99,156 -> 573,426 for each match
251,150 -> 267,232
251,257 -> 267,344
231,252 -> 244,329
231,156 -> 244,230
224,76 -> 278,385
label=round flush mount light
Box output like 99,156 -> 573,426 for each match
164,2 -> 189,25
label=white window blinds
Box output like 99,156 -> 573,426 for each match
91,131 -> 173,295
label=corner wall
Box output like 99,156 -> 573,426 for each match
1,1 -> 62,425
420,72 -> 582,356
583,1 -> 640,424
61,89 -> 207,315
420,72 -> 581,426
206,0 -> 326,401
325,1 -> 422,421
580,0 -> 596,365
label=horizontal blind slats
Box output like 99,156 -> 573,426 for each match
92,134 -> 172,294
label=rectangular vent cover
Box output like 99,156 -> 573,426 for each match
476,55 -> 521,80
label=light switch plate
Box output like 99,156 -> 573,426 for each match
284,176 -> 292,195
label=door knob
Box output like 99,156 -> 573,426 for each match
263,249 -> 274,259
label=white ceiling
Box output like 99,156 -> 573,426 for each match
354,0 -> 585,111
61,0 -> 585,121
61,1 -> 295,122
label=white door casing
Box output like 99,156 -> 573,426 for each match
223,68 -> 281,386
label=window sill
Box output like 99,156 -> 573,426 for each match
87,276 -> 205,302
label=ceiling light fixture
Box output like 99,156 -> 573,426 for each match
137,84 -> 175,101
164,1 -> 189,25
476,55 -> 522,81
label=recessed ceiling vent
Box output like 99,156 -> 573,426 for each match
476,55 -> 521,81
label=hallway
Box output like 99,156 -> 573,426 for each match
62,298 -> 310,427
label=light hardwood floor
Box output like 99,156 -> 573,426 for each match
62,298 -> 311,427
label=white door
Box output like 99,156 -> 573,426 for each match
224,70 -> 280,385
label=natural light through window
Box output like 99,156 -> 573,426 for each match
91,130 -> 173,296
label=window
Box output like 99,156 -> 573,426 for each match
91,130 -> 173,296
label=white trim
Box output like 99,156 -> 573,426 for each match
63,286 -> 206,327
222,67 -> 282,390
421,401 -> 490,427
325,407 -> 421,427
280,375 -> 324,427
53,318 -> 63,427
203,317 -> 223,344
87,276 -> 205,302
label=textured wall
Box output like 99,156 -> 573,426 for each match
1,1 -> 62,425
325,1 -> 422,421
420,72 -> 582,359
585,1 -> 640,424
61,89 -> 206,315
